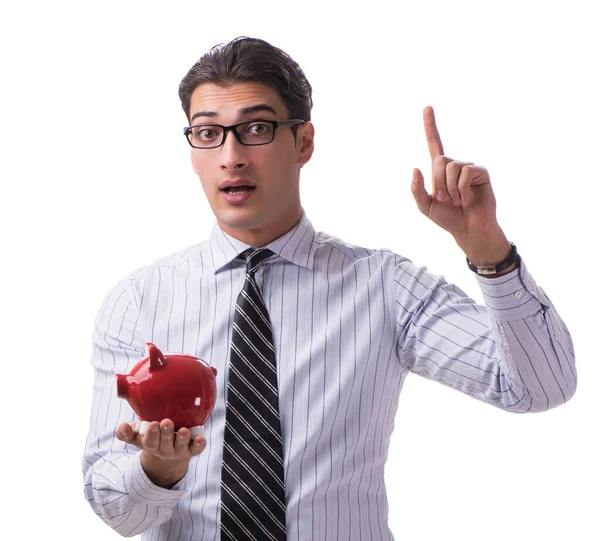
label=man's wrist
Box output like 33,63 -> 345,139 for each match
455,228 -> 521,279
140,451 -> 190,488
455,227 -> 512,266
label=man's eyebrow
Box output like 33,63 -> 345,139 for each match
190,111 -> 218,123
239,104 -> 278,116
190,104 -> 278,124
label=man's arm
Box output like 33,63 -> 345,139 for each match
400,107 -> 575,411
394,255 -> 576,412
82,277 -> 204,537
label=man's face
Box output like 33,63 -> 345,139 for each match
189,82 -> 314,247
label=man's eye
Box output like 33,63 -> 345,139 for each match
196,128 -> 218,140
247,122 -> 271,135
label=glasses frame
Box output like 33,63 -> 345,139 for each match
183,119 -> 305,149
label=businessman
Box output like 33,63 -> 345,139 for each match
83,36 -> 576,540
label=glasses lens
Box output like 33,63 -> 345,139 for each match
189,125 -> 224,148
237,121 -> 274,145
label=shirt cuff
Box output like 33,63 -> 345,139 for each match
475,258 -> 550,321
127,452 -> 187,506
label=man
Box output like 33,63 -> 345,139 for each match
83,37 -> 576,540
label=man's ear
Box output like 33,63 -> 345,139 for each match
296,121 -> 315,167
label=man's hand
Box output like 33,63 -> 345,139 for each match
116,419 -> 207,488
411,106 -> 512,267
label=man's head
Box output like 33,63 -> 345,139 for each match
179,37 -> 315,247
179,36 -> 313,127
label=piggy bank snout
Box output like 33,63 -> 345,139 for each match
116,373 -> 129,398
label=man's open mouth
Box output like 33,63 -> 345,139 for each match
222,186 -> 256,194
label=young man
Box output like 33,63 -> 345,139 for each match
83,37 -> 576,540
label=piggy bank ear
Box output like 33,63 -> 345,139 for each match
147,342 -> 167,370
211,366 -> 218,377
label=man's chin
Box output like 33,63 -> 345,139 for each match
216,212 -> 266,239
213,201 -> 301,244
216,210 -> 262,231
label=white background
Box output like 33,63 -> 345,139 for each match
1,1 -> 598,539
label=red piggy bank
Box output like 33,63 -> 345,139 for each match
116,342 -> 217,437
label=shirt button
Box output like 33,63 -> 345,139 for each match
527,282 -> 534,291
514,290 -> 523,299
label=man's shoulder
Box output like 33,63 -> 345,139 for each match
313,229 -> 402,265
118,240 -> 210,285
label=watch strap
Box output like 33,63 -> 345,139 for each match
466,243 -> 520,276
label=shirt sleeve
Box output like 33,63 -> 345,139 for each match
82,277 -> 187,537
394,255 -> 576,413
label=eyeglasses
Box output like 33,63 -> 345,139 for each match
183,119 -> 305,149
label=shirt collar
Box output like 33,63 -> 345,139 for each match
208,210 -> 316,274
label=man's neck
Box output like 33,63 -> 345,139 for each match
219,209 -> 303,247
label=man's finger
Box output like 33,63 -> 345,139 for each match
116,423 -> 133,443
411,168 -> 432,217
159,419 -> 176,453
432,155 -> 452,203
174,428 -> 191,452
141,422 -> 161,451
190,436 -> 207,456
424,106 -> 444,162
116,422 -> 141,447
446,160 -> 473,206
457,164 -> 489,205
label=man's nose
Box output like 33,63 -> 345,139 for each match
220,129 -> 249,171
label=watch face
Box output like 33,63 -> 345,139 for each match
477,266 -> 498,275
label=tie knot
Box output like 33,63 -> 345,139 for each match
240,248 -> 274,274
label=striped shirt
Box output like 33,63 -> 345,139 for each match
83,211 -> 576,540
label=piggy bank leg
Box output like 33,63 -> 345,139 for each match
138,420 -> 150,436
190,425 -> 205,438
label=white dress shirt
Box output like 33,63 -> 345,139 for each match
83,211 -> 576,540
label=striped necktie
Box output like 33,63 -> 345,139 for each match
220,248 -> 287,541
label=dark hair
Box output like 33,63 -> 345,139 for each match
178,37 -> 313,124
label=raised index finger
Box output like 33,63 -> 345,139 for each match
424,106 -> 444,161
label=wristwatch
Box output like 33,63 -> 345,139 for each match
466,243 -> 520,276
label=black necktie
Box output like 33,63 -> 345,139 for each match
220,248 -> 287,541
